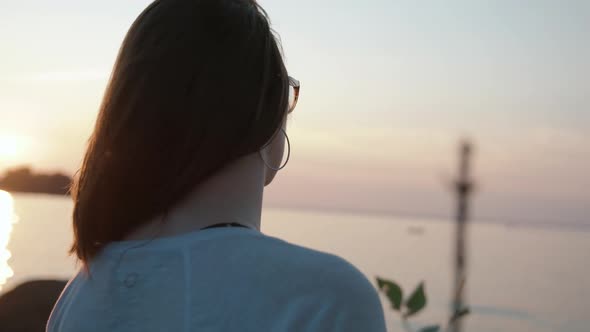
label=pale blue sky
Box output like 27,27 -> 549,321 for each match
0,0 -> 588,224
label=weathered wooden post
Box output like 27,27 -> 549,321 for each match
449,140 -> 473,332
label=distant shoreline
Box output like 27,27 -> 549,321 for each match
6,191 -> 588,234
0,167 -> 71,196
0,189 -> 70,196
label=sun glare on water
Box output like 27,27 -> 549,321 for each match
0,190 -> 17,290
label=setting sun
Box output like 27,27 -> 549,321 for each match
0,135 -> 27,163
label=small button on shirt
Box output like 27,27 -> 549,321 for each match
124,273 -> 138,288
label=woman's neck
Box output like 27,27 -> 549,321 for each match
126,153 -> 266,240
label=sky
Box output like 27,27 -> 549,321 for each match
0,0 -> 588,225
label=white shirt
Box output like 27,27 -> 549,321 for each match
47,226 -> 386,332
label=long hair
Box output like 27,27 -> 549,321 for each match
71,0 -> 289,263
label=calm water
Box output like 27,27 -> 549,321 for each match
1,192 -> 589,332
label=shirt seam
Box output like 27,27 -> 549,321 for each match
55,276 -> 82,331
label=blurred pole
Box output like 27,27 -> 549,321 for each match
449,140 -> 473,332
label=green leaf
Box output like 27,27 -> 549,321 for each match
375,277 -> 403,310
404,282 -> 427,317
418,325 -> 440,332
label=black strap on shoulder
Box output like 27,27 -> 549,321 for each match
200,222 -> 250,230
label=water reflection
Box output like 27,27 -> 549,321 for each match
0,190 -> 17,290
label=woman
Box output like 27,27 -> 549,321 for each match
48,0 -> 386,331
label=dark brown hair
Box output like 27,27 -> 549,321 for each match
71,0 -> 289,263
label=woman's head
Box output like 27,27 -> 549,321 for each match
71,0 -> 293,263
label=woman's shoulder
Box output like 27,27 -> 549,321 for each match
246,232 -> 380,299
163,228 -> 388,331
181,229 -> 377,294
246,233 -> 387,330
260,234 -> 363,274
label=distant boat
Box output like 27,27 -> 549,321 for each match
407,225 -> 425,235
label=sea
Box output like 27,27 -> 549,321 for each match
1,191 -> 588,332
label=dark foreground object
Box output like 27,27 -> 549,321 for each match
0,280 -> 67,332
